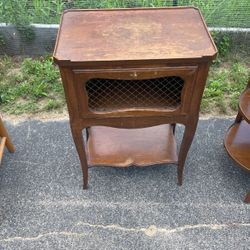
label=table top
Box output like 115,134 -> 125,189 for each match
54,7 -> 217,65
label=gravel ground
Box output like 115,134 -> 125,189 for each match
0,118 -> 249,250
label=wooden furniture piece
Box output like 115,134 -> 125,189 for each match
0,114 -> 15,164
224,80 -> 250,203
53,7 -> 217,189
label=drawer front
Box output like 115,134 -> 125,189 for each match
73,66 -> 198,117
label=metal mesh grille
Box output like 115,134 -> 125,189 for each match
85,76 -> 184,112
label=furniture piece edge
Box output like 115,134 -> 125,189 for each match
53,6 -> 217,64
224,121 -> 250,172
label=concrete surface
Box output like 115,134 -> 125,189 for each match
0,118 -> 249,250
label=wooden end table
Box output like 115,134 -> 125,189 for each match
224,80 -> 250,203
53,7 -> 217,189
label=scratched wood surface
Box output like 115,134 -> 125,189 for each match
54,7 -> 217,64
86,125 -> 178,167
54,8 -> 217,189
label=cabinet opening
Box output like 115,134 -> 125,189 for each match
85,76 -> 184,112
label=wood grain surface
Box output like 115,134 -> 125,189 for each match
54,7 -> 217,64
224,120 -> 250,172
86,124 -> 178,167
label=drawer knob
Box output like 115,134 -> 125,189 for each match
131,72 -> 137,78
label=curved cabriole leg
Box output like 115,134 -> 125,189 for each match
0,117 -> 15,153
234,112 -> 242,123
70,124 -> 88,189
244,191 -> 250,203
177,119 -> 198,186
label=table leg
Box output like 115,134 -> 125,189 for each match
234,112 -> 242,123
0,117 -> 15,153
244,191 -> 250,203
177,119 -> 198,186
70,124 -> 88,189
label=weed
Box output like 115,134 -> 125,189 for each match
200,98 -> 212,113
0,31 -> 6,48
32,0 -> 64,24
1,0 -> 31,25
0,54 -> 249,115
0,56 -> 64,114
229,93 -> 240,111
0,0 -> 249,27
17,25 -> 36,43
201,60 -> 249,114
211,32 -> 230,58
44,99 -> 62,111
216,96 -> 227,114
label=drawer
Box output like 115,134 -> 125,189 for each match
72,66 -> 198,117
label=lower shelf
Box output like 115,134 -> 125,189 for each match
224,120 -> 250,172
86,124 -> 178,167
239,87 -> 250,123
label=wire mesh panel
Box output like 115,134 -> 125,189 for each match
85,76 -> 184,112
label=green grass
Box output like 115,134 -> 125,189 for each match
0,56 -> 64,114
0,0 -> 249,27
0,54 -> 249,115
201,56 -> 250,114
0,1 -> 248,115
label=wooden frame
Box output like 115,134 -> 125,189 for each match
73,66 -> 198,118
54,8 -> 217,189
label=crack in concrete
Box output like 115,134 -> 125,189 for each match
76,222 -> 250,237
1,222 -> 249,242
0,231 -> 85,243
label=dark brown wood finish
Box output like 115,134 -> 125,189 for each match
54,7 -> 217,189
86,125 -> 178,167
244,192 -> 250,203
0,115 -> 15,165
224,120 -> 250,172
54,7 -> 217,65
224,79 -> 250,203
238,80 -> 250,123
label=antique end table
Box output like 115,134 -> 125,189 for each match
224,79 -> 250,203
53,7 -> 217,189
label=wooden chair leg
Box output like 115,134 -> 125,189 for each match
234,111 -> 242,123
0,118 -> 15,153
70,124 -> 88,189
244,191 -> 250,203
0,137 -> 7,164
177,119 -> 198,186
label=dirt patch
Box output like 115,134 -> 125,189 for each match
1,109 -> 69,124
1,110 -> 235,124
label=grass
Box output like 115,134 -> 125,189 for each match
0,56 -> 64,114
0,54 -> 249,116
0,0 -> 249,27
201,56 -> 249,115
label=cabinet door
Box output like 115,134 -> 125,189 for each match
73,66 -> 198,118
